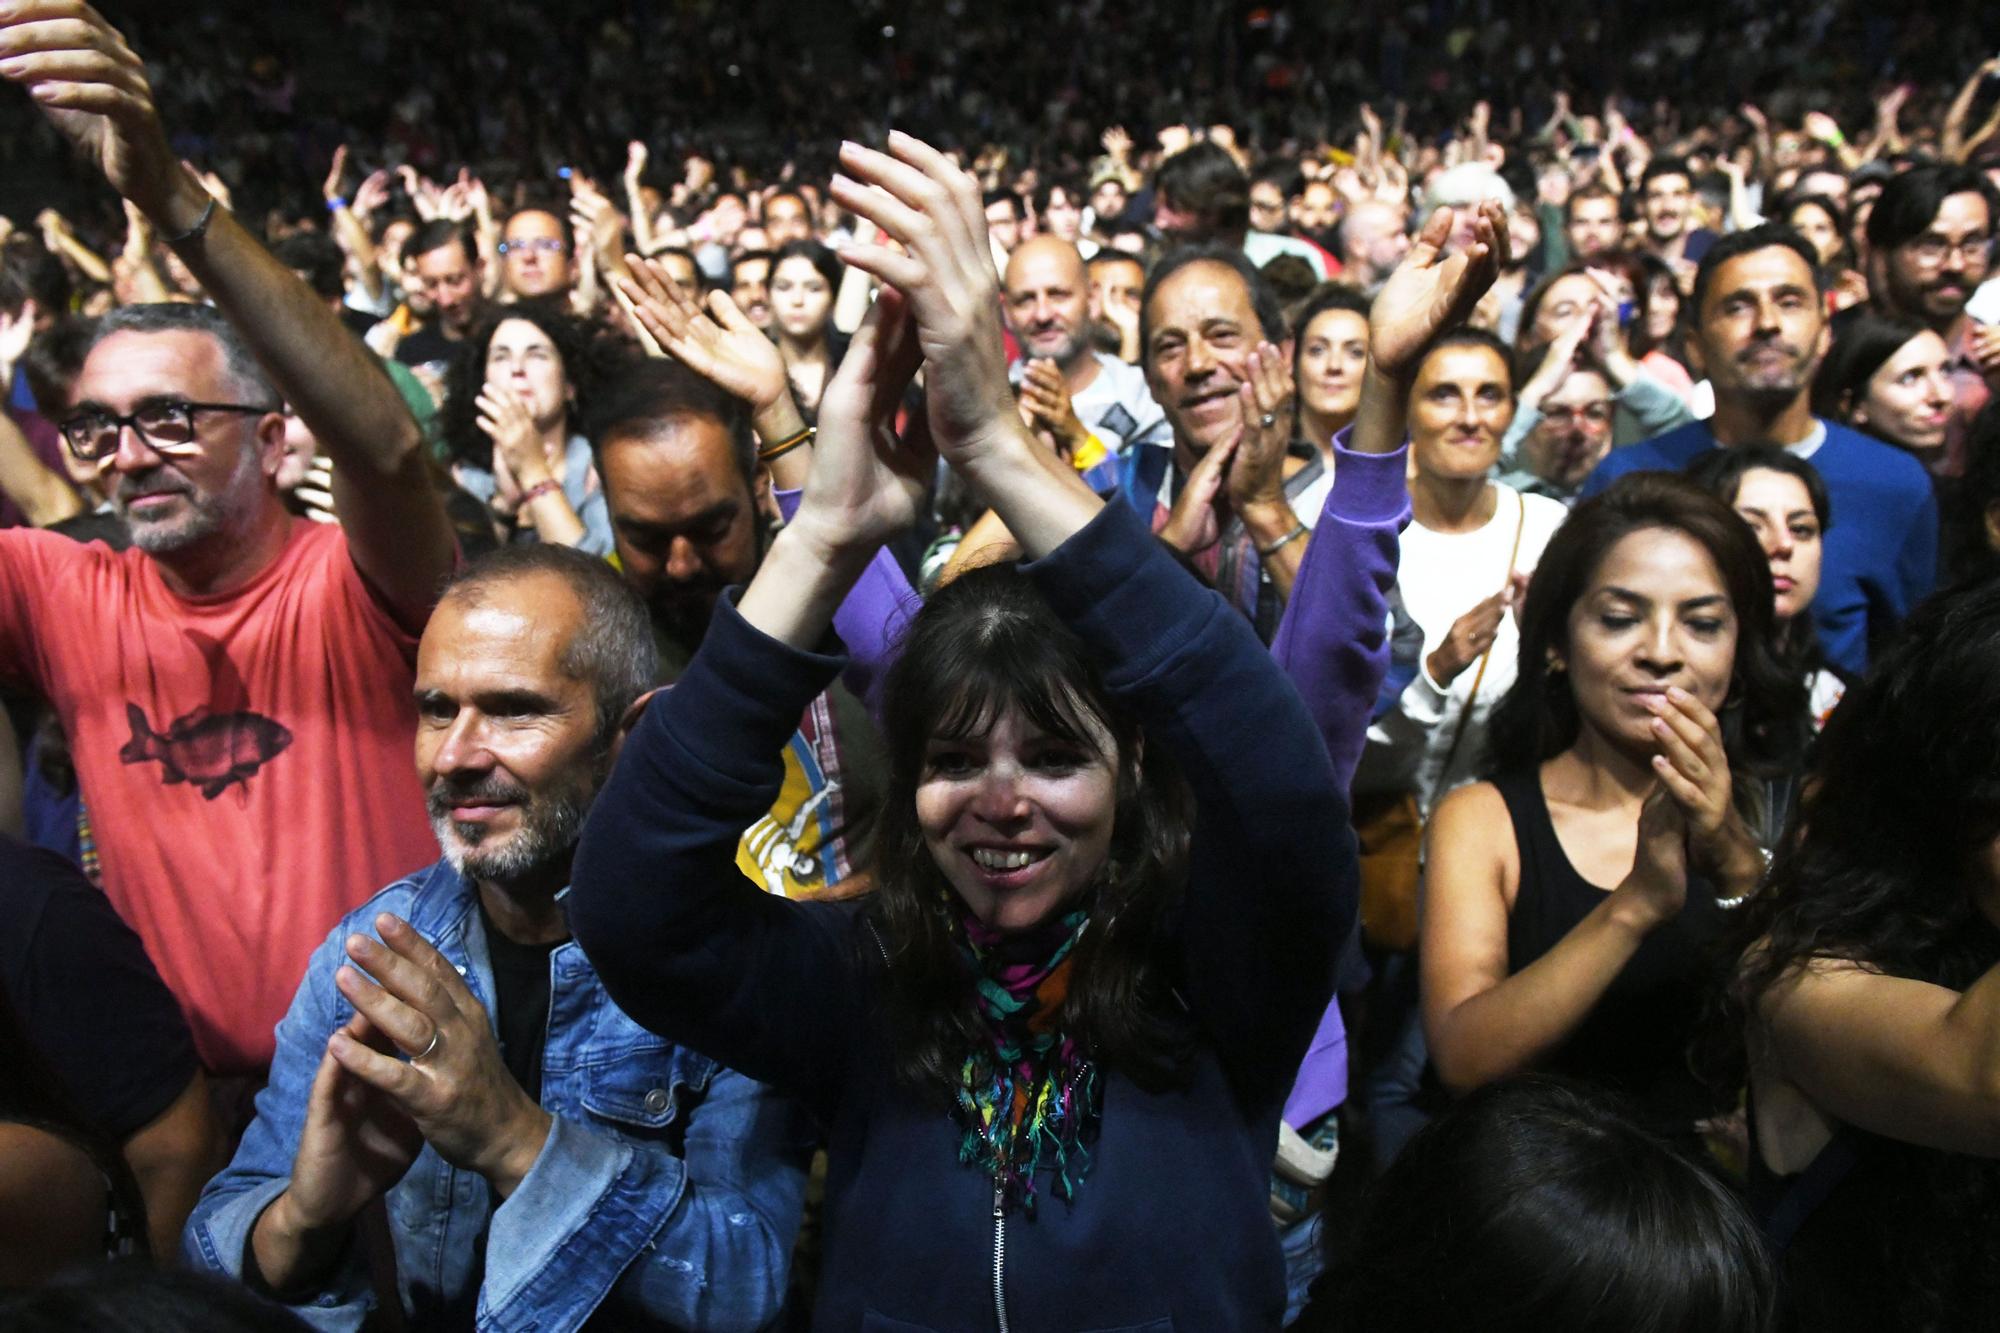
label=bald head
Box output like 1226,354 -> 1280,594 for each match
1004,236 -> 1093,368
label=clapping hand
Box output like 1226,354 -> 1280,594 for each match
474,383 -> 548,498
1644,685 -> 1762,891
614,257 -> 787,410
1223,341 -> 1295,513
829,133 -> 1018,468
784,286 -> 930,561
328,915 -> 552,1196
1018,358 -> 1089,458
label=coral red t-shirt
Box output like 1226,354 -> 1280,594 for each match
0,521 -> 439,1074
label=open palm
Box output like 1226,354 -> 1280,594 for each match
616,257 -> 787,410
1368,201 -> 1510,379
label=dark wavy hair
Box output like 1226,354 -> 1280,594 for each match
1484,473 -> 1810,819
1308,1076 -> 1775,1333
864,560 -> 1198,1098
1684,444 -> 1836,681
1713,580 -> 2000,1326
440,299 -> 589,470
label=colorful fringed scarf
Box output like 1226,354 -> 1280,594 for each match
952,904 -> 1102,1213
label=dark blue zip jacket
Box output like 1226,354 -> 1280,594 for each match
571,499 -> 1357,1331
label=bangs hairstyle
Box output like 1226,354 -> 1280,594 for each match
868,560 -> 1197,1098
1484,473 -> 1809,812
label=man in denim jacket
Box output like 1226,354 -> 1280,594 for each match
186,545 -> 813,1331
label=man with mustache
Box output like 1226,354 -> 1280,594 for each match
0,7 -> 453,1083
1584,225 -> 1936,675
188,545 -> 811,1329
1865,164 -> 2000,476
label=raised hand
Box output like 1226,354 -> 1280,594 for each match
1101,125 -> 1133,161
614,257 -> 786,410
625,139 -> 648,185
1802,110 -> 1845,147
329,915 -> 552,1196
323,144 -> 349,205
1366,200 -> 1510,380
786,287 -> 930,559
0,4 -> 189,218
351,169 -> 390,219
829,133 -> 1018,465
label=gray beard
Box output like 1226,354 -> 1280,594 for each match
429,769 -> 599,886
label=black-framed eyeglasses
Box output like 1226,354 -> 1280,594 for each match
497,238 -> 568,256
59,399 -> 279,463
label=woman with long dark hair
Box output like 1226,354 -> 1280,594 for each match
768,239 -> 848,421
1422,475 -> 1809,1132
572,135 -> 1501,1330
1718,582 -> 2000,1329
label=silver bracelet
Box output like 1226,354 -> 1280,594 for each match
1256,522 -> 1309,558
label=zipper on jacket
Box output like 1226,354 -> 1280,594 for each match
991,1173 -> 1010,1333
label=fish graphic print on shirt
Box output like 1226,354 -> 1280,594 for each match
119,702 -> 294,799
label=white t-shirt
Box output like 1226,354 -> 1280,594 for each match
1357,483 -> 1569,811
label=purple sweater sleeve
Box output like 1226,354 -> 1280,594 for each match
1270,433 -> 1409,795
1270,432 -> 1408,1129
774,487 -> 921,718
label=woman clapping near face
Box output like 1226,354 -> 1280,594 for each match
1420,474 -> 1810,1135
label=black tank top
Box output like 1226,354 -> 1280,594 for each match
1493,768 -> 1726,1129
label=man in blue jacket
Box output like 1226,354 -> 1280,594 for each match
186,544 -> 813,1331
1582,224 -> 1936,674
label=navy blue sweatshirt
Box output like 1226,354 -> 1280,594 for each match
570,500 -> 1357,1331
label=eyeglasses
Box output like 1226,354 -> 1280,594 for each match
498,238 -> 568,256
1540,403 -> 1614,430
1904,234 -> 1993,266
59,399 -> 278,463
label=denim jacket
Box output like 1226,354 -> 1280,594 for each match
185,858 -> 814,1332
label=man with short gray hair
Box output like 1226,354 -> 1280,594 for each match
0,7 -> 456,1081
189,544 -> 813,1330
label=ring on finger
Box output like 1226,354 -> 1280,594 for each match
412,1027 -> 443,1065
1259,411 -> 1278,429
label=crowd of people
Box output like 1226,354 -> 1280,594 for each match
4,1 -> 2000,1329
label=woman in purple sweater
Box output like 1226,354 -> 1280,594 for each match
571,135 -> 1504,1331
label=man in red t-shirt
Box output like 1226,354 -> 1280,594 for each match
0,10 -> 457,1076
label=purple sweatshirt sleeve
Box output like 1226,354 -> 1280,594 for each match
774,487 -> 921,718
1271,433 -> 1409,795
1270,431 -> 1408,1129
